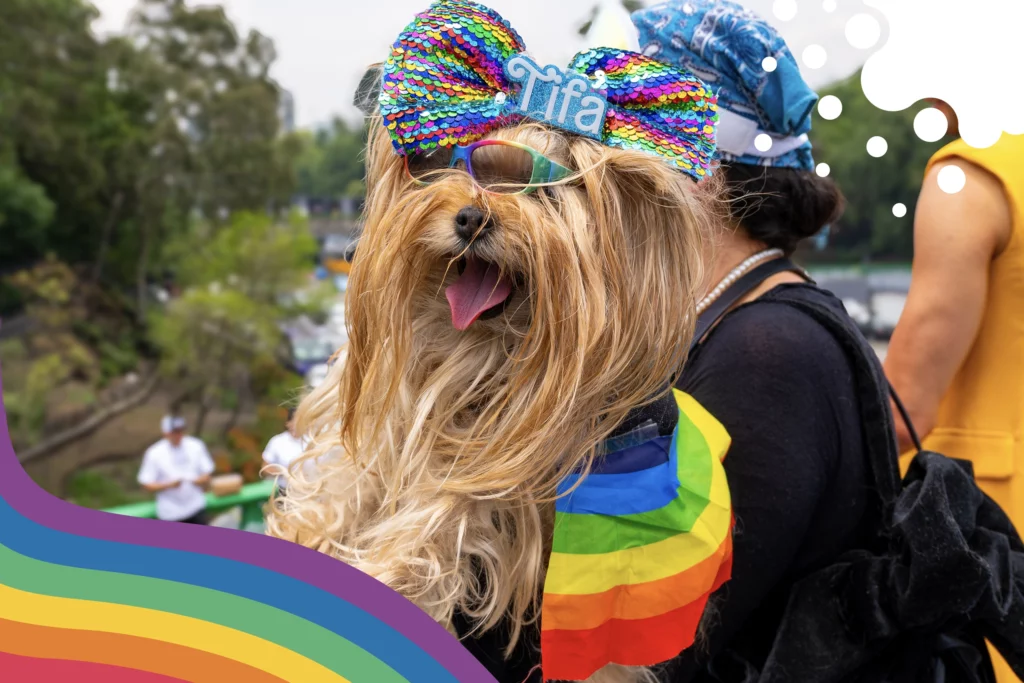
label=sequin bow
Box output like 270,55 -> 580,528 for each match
379,0 -> 719,180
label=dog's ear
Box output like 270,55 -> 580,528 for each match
354,63 -> 384,117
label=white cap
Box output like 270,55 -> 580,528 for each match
160,415 -> 187,434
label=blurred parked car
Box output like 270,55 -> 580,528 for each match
842,297 -> 872,330
305,363 -> 330,389
869,290 -> 907,340
290,335 -> 337,376
815,274 -> 873,337
321,234 -> 356,275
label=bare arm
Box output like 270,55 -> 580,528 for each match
193,441 -> 216,490
141,480 -> 181,493
885,159 -> 1012,451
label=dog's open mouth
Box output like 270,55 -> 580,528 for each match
445,256 -> 514,330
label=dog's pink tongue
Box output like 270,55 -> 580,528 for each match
445,257 -> 513,330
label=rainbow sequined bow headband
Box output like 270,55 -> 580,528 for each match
379,0 -> 719,181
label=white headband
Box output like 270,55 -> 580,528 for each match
715,108 -> 810,159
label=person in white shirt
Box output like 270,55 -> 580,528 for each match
262,408 -> 305,493
137,415 -> 215,523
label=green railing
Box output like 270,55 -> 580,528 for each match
103,480 -> 275,532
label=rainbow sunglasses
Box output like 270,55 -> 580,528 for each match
404,139 -> 573,195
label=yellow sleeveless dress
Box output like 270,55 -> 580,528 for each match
903,133 -> 1024,682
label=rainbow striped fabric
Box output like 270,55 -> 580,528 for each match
380,0 -> 719,180
0,376 -> 495,681
542,390 -> 733,681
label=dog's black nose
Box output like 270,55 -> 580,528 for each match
454,206 -> 490,243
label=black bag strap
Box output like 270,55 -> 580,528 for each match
890,385 -> 923,454
769,293 -> 903,511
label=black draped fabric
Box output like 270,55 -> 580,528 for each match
667,284 -> 878,680
453,284 -> 1024,683
712,287 -> 1024,683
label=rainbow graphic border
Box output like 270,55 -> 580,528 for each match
0,370 -> 497,683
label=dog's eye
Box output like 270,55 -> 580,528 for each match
407,148 -> 454,181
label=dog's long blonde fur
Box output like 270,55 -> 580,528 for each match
267,119 -> 714,682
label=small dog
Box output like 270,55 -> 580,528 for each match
268,3 -> 721,681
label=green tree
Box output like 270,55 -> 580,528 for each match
0,0 -> 124,271
293,118 -> 368,206
0,155 -> 55,268
809,70 -> 951,261
151,211 -> 318,434
120,0 -> 300,313
0,0 -> 300,312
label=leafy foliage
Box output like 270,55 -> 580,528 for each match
0,0 -> 326,500
293,118 -> 368,208
808,71 -> 951,261
0,257 -> 143,447
0,0 -> 300,302
149,211 -> 316,433
66,469 -> 145,508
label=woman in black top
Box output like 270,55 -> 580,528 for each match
457,10 -> 868,683
633,2 -> 869,680
456,3 -> 866,680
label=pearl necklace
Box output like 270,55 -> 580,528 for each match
696,248 -> 785,316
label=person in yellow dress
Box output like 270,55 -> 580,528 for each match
885,102 -> 1024,683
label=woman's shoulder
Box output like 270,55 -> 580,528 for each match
700,284 -> 852,377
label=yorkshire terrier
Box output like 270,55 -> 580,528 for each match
268,2 -> 723,681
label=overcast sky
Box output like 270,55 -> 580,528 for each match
91,0 -> 873,128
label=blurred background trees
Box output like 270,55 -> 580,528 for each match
150,211 -> 322,436
0,0 -> 326,499
0,0 -> 301,313
294,118 -> 368,208
809,71 -> 949,261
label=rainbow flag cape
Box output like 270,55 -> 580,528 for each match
541,389 -> 733,681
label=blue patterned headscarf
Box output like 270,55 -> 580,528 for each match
633,0 -> 817,171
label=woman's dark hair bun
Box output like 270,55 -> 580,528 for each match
720,162 -> 846,254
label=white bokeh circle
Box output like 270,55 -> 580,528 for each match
892,203 -> 907,218
762,56 -> 778,72
773,0 -> 798,21
866,136 -> 888,157
754,134 -> 774,152
937,164 -> 967,194
802,44 -> 828,69
816,163 -> 831,177
823,0 -> 837,12
859,0 -> 1024,148
913,107 -> 949,142
845,14 -> 883,50
818,95 -> 843,120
